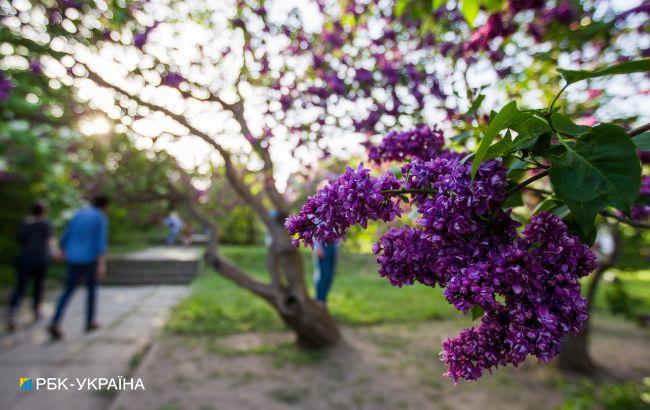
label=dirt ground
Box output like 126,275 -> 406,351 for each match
111,316 -> 650,410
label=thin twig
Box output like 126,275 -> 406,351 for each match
382,188 -> 436,196
506,170 -> 550,197
629,123 -> 650,137
601,210 -> 650,230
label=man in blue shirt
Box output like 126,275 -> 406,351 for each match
49,195 -> 109,340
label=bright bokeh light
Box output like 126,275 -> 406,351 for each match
79,115 -> 111,136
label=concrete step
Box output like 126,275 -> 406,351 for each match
105,246 -> 203,285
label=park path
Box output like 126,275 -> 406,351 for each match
0,247 -> 196,410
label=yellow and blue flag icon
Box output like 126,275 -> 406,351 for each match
19,378 -> 32,391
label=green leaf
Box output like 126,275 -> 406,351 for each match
558,59 -> 650,85
471,305 -> 484,320
632,132 -> 650,151
466,94 -> 485,116
551,113 -> 590,137
502,190 -> 522,209
481,0 -> 504,12
471,101 -> 518,180
510,113 -> 551,151
395,0 -> 409,17
432,0 -> 446,9
461,0 -> 480,28
564,215 -> 598,245
484,130 -> 512,161
549,124 -> 642,233
389,165 -> 403,179
532,197 -> 562,216
549,204 -> 571,219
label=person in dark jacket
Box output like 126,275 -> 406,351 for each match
6,201 -> 58,332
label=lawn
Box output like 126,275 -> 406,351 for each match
166,245 -> 650,336
166,246 -> 459,335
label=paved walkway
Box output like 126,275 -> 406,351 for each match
0,285 -> 188,410
110,246 -> 202,262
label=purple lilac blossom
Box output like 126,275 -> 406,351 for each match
373,227 -> 438,287
29,60 -> 43,74
464,14 -> 513,54
366,125 -> 445,164
161,72 -> 184,88
0,73 -> 13,101
285,163 -> 401,247
440,212 -> 596,382
508,0 -> 544,12
288,106 -> 598,383
631,175 -> 650,220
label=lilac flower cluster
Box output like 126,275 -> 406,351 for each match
287,123 -> 598,381
373,227 -> 436,287
441,213 -> 595,381
285,163 -> 401,247
0,72 -> 13,101
371,160 -> 595,381
366,125 -> 445,164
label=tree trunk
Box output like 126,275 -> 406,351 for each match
268,244 -> 341,348
273,291 -> 341,348
558,225 -> 620,375
558,327 -> 596,374
183,185 -> 341,349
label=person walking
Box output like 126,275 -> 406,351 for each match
314,241 -> 338,304
6,201 -> 58,332
164,211 -> 183,245
49,195 -> 109,340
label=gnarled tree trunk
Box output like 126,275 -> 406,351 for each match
187,197 -> 341,348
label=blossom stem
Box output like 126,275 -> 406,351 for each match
381,188 -> 437,196
630,122 -> 650,137
505,170 -> 550,198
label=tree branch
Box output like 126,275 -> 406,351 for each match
179,187 -> 274,300
601,210 -> 650,230
76,62 -> 276,228
630,122 -> 650,137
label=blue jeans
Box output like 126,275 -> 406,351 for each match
166,230 -> 179,245
51,262 -> 97,326
315,244 -> 337,302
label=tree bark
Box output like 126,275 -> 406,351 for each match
273,288 -> 341,348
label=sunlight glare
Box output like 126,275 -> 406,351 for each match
79,116 -> 111,136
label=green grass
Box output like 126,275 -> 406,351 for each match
167,245 -> 650,337
167,245 -> 457,336
591,270 -> 650,311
